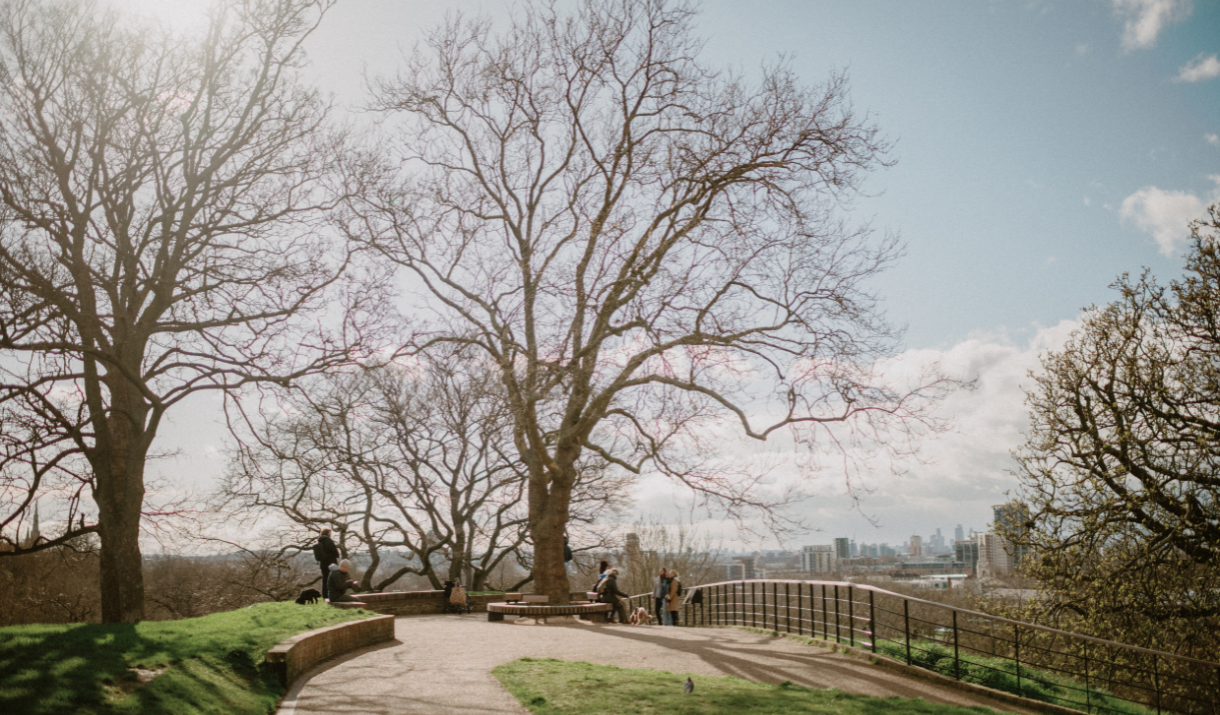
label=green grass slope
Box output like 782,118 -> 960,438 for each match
0,601 -> 376,715
493,657 -> 1003,715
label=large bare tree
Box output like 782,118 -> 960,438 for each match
352,0 -> 951,603
0,0 -> 385,622
223,351 -> 626,591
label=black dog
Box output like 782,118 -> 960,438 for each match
295,588 -> 322,605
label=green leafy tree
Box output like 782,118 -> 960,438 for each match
1011,206 -> 1220,665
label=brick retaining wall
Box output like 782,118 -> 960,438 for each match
264,614 -> 395,687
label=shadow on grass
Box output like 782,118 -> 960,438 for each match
0,602 -> 372,715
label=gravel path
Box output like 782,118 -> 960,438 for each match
277,614 -> 1044,715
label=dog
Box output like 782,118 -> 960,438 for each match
628,606 -> 653,625
295,588 -> 322,605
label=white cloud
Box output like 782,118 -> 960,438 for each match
1175,53 -> 1220,83
1207,133 -> 1220,147
632,321 -> 1083,548
1120,177 -> 1220,255
1075,43 -> 1091,56
1111,0 -> 1191,51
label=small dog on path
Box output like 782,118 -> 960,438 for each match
628,607 -> 653,625
295,588 -> 322,605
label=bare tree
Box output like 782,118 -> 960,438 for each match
0,0 -> 386,622
223,350 -> 627,590
351,0 -> 952,602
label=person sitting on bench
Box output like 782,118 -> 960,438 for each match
599,567 -> 630,624
328,559 -> 360,602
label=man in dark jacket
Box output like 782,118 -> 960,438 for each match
599,567 -> 630,624
314,528 -> 340,601
328,559 -> 360,602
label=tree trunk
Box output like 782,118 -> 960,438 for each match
94,466 -> 146,623
529,470 -> 573,604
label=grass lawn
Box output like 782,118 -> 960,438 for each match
0,601 -> 377,715
492,657 -> 1004,715
739,627 -> 1151,715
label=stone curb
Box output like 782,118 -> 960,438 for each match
739,627 -> 1087,715
264,614 -> 396,688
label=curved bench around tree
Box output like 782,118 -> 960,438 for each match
486,601 -> 614,623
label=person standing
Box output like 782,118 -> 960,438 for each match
313,528 -> 340,601
652,567 -> 668,622
665,570 -> 682,626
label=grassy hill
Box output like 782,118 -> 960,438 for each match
0,601 -> 376,715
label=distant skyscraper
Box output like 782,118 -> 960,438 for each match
834,537 -> 850,560
909,535 -> 922,557
955,524 -> 965,543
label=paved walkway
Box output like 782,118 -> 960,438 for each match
278,614 -> 1043,715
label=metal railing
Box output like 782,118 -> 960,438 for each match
625,579 -> 1220,715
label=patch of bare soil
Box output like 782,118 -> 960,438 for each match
103,665 -> 167,701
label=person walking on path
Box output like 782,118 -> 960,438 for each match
665,570 -> 682,626
313,528 -> 340,601
652,567 -> 668,622
328,559 -> 361,603
599,567 -> 630,624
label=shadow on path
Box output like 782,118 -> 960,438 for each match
278,615 -> 1041,715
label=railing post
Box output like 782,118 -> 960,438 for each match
752,581 -> 757,629
797,583 -> 803,636
953,610 -> 960,680
1153,655 -> 1160,715
848,585 -> 855,647
1014,623 -> 1020,694
785,583 -> 791,633
869,589 -> 876,653
904,598 -> 911,665
773,583 -> 779,633
822,584 -> 828,640
834,584 -> 841,644
1083,642 -> 1090,714
761,581 -> 767,630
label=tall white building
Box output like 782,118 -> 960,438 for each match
977,533 -> 1012,578
801,545 -> 836,573
909,535 -> 922,558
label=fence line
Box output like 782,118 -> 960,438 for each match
621,579 -> 1220,715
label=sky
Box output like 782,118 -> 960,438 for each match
111,0 -> 1220,551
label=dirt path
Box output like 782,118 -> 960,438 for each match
277,614 -> 1044,715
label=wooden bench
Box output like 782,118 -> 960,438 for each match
486,597 -> 614,624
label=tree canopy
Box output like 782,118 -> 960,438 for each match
352,0 -> 951,602
1012,205 -> 1220,659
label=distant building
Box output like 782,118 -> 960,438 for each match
954,524 -> 965,543
977,532 -> 1011,578
909,535 -> 922,558
801,545 -> 836,573
625,533 -> 640,562
834,537 -> 850,560
725,554 -> 757,580
992,503 -> 1030,567
955,539 -> 979,575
